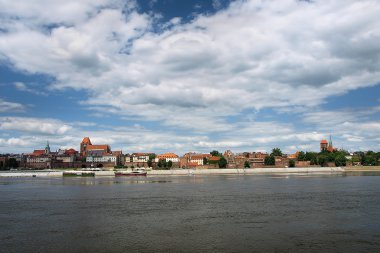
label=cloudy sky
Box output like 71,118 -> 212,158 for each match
0,0 -> 379,154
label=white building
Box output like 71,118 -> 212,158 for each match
55,156 -> 74,163
86,154 -> 118,165
131,153 -> 150,163
27,156 -> 51,163
155,153 -> 179,163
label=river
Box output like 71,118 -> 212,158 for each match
1,173 -> 380,253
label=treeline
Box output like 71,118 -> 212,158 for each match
0,158 -> 19,170
350,151 -> 380,166
264,148 -> 380,167
296,150 -> 349,167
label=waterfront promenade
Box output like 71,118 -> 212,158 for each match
2,166 -> 380,177
0,167 -> 347,177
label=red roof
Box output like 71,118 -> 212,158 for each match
112,151 -> 123,156
157,153 -> 179,159
81,137 -> 92,145
87,145 -> 109,150
208,156 -> 221,161
65,148 -> 77,155
191,154 -> 211,160
320,140 -> 328,144
32,150 -> 45,156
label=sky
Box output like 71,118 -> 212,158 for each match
0,0 -> 379,155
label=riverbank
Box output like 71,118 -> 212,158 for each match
344,166 -> 380,171
0,167 -> 346,177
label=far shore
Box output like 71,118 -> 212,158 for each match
1,166 -> 380,178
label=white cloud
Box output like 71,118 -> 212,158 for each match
0,99 -> 25,112
212,0 -> 222,10
0,0 -> 379,152
1,1 -> 379,116
14,82 -> 47,96
0,117 -> 72,135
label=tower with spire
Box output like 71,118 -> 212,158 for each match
45,141 -> 51,154
327,135 -> 335,152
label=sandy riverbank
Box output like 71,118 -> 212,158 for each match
0,167 -> 347,177
344,166 -> 380,171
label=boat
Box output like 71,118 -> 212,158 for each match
114,171 -> 147,177
63,171 -> 95,177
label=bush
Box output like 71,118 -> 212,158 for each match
334,154 -> 347,167
264,155 -> 275,166
218,157 -> 227,168
289,159 -> 295,167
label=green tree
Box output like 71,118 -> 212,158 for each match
351,155 -> 361,164
334,154 -> 347,167
210,150 -> 222,157
167,160 -> 173,169
289,159 -> 295,167
327,152 -> 336,162
305,152 -> 318,165
271,148 -> 282,157
297,151 -> 306,161
317,154 -> 328,167
244,161 -> 250,168
363,155 -> 377,166
203,157 -> 208,165
264,155 -> 275,166
7,158 -> 19,168
147,154 -> 156,168
218,157 -> 227,168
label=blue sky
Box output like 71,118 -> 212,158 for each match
0,0 -> 379,154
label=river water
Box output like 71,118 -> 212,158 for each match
1,173 -> 380,253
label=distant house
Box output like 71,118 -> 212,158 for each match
155,153 -> 179,163
189,154 -> 211,165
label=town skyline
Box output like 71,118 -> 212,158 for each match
1,0 -> 379,154
2,134 -> 377,156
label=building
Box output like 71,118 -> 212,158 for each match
0,156 -> 8,169
131,153 -> 150,163
288,151 -> 300,160
86,149 -> 123,167
26,142 -> 53,169
320,139 -> 328,152
155,153 -> 179,163
320,135 -> 336,152
124,153 -> 154,168
80,137 -> 110,157
189,154 -> 211,166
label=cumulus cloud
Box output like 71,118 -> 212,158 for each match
0,0 -> 379,152
0,117 -> 72,135
1,0 -> 379,118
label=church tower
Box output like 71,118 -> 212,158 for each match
45,141 -> 51,155
327,135 -> 334,152
80,137 -> 92,156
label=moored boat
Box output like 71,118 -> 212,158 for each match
63,171 -> 95,177
114,171 -> 147,177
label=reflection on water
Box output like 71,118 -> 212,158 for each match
1,174 -> 380,253
344,171 -> 380,177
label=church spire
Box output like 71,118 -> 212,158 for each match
45,141 -> 51,154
